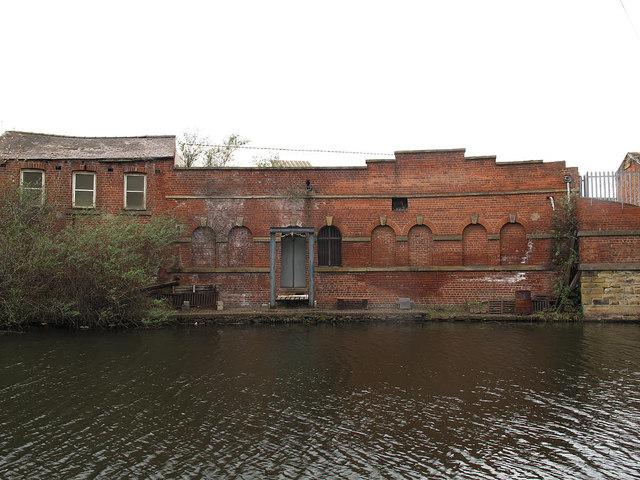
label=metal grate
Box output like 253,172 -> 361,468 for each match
580,171 -> 640,206
488,300 -> 516,314
154,285 -> 219,308
532,295 -> 551,312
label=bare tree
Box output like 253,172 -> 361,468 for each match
177,130 -> 248,167
177,130 -> 205,167
252,152 -> 281,167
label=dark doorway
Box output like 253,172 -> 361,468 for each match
281,234 -> 306,288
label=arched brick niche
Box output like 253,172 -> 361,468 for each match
462,224 -> 488,265
371,225 -> 396,266
191,226 -> 216,267
408,224 -> 433,266
500,222 -> 528,265
228,226 -> 252,267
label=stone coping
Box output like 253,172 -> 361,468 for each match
172,265 -> 553,274
166,188 -> 565,201
580,263 -> 640,271
171,308 -> 590,324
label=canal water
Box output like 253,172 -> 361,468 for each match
1,323 -> 639,479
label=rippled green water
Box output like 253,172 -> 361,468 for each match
1,323 -> 639,479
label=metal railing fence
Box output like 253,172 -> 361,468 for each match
580,171 -> 640,206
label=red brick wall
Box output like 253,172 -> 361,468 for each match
228,226 -> 252,267
191,226 -> 216,267
577,197 -> 640,319
2,149 -> 581,308
316,271 -> 556,306
500,222 -> 529,265
462,224 -> 489,265
156,152 -> 577,306
371,225 -> 396,266
408,225 -> 433,265
578,198 -> 640,265
176,270 -> 556,307
0,157 -> 174,216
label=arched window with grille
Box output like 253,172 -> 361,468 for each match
318,225 -> 342,266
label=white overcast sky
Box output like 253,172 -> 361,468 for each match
2,0 -> 640,172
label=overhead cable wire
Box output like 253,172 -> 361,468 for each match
184,143 -> 395,156
619,0 -> 640,42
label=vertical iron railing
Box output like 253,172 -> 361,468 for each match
580,171 -> 640,206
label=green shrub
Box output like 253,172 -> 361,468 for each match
0,186 -> 180,329
142,298 -> 176,326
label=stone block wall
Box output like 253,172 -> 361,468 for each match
578,198 -> 640,320
581,270 -> 640,320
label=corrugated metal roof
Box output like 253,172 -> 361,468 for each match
0,131 -> 176,161
271,160 -> 312,168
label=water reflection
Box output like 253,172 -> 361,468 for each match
1,323 -> 639,479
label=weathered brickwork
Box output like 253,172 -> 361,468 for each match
1,131 -> 590,310
157,151 -> 576,307
578,197 -> 640,320
500,223 -> 529,265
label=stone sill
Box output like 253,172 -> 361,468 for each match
169,265 -> 553,274
580,263 -> 640,271
579,229 -> 640,237
170,267 -> 270,273
65,208 -> 102,216
316,265 -> 552,273
583,304 -> 640,320
119,209 -> 152,216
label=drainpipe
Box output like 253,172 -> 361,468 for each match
563,174 -> 573,199
548,196 -> 555,211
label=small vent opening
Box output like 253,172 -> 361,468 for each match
392,197 -> 408,211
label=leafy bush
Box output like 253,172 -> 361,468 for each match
0,186 -> 180,329
142,298 -> 175,326
550,193 -> 581,313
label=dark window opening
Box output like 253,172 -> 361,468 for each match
318,225 -> 342,266
392,197 -> 408,211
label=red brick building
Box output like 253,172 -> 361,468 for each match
4,130 -> 639,317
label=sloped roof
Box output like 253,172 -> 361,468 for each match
0,131 -> 176,161
617,152 -> 640,172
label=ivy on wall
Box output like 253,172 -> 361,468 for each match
550,192 -> 580,313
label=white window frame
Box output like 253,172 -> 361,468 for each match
72,171 -> 96,208
124,173 -> 147,210
20,169 -> 45,204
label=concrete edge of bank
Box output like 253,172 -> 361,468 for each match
171,308 -> 632,325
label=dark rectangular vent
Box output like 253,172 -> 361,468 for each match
392,197 -> 408,211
